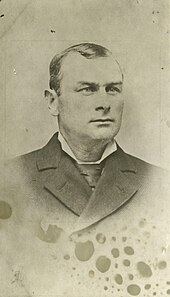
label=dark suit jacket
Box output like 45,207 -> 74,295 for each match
1,133 -> 170,296
4,132 -> 165,232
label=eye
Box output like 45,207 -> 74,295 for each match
77,86 -> 96,95
105,85 -> 121,95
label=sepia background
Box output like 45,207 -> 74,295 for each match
0,0 -> 169,169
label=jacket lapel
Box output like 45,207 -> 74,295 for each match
36,134 -> 142,231
36,133 -> 92,216
75,146 -> 141,231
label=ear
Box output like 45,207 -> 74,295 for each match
44,89 -> 59,116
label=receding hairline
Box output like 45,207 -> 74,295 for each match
49,43 -> 123,94
50,42 -> 119,72
60,51 -> 123,77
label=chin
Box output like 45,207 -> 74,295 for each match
90,128 -> 118,141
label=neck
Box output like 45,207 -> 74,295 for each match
59,129 -> 110,162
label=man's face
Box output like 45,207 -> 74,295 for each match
56,52 -> 124,142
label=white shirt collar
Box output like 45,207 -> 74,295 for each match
58,131 -> 117,164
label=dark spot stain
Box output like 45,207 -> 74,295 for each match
115,274 -> 123,285
123,259 -> 130,267
137,261 -> 152,277
157,11 -> 160,14
158,260 -> 167,269
124,246 -> 134,255
129,274 -> 134,280
96,256 -> 111,273
75,241 -> 94,261
36,224 -> 63,243
0,14 -> 4,18
64,254 -> 70,260
144,284 -> 151,290
0,201 -> 12,219
127,284 -> 141,295
51,29 -> 55,33
96,233 -> 106,244
111,248 -> 119,258
161,67 -> 164,70
25,128 -> 29,132
89,270 -> 95,278
152,11 -> 155,14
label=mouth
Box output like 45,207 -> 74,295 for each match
90,118 -> 114,123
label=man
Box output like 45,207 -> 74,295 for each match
1,43 -> 170,296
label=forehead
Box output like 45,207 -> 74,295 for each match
60,52 -> 122,85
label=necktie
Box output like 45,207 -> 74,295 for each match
74,162 -> 105,191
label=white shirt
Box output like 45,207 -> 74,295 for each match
58,132 -> 117,165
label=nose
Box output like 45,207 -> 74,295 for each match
95,106 -> 111,113
94,88 -> 111,114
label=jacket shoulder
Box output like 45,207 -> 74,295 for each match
6,133 -> 59,169
125,152 -> 168,176
5,148 -> 40,173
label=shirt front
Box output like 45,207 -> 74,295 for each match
58,131 -> 117,165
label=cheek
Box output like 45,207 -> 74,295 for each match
58,97 -> 83,114
111,99 -> 124,114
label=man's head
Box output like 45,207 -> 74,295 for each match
45,43 -> 124,143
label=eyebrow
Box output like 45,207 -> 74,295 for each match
76,81 -> 123,86
103,81 -> 123,86
76,81 -> 99,87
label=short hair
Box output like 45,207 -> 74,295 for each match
49,43 -> 120,96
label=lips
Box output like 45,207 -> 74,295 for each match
90,119 -> 114,123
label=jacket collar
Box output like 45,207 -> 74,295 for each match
36,132 -> 137,173
36,133 -> 61,170
36,133 -> 140,231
